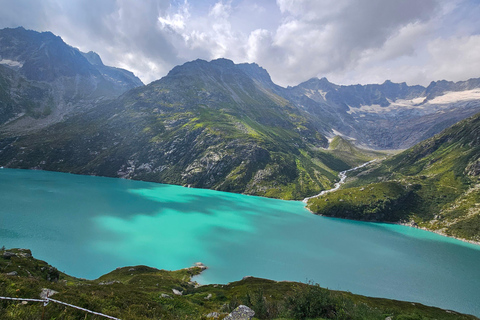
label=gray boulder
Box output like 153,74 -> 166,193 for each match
2,252 -> 16,259
193,262 -> 208,270
172,289 -> 183,296
40,288 -> 58,299
16,249 -> 32,258
206,312 -> 219,318
224,305 -> 255,320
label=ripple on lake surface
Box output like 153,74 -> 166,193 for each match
0,168 -> 479,316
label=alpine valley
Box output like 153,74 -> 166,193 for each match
1,28 -> 480,201
1,27 -> 480,320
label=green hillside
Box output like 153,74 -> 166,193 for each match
307,112 -> 480,242
327,136 -> 387,166
1,248 -> 476,320
0,59 -> 380,200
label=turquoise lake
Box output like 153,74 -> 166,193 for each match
0,168 -> 479,316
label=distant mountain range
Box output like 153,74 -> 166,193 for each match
0,27 -> 480,200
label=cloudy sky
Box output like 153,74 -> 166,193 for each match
0,0 -> 479,87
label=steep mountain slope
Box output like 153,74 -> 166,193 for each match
0,27 -> 143,134
307,112 -> 480,242
287,77 -> 480,149
0,59 -> 369,200
0,64 -> 53,125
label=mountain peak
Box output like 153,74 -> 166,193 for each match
81,51 -> 104,66
237,61 -> 274,87
296,77 -> 335,91
165,58 -> 276,89
0,26 -> 143,103
210,58 -> 235,67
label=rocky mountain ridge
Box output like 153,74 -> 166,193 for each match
0,27 -> 143,134
285,76 -> 480,149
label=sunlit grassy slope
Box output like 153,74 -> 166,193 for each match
307,112 -> 480,242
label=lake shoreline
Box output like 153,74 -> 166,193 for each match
2,167 -> 480,317
396,222 -> 480,246
304,206 -> 480,247
302,159 -> 480,247
4,166 -> 479,247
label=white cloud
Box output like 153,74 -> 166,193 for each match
246,29 -> 272,62
0,0 -> 478,87
427,35 -> 480,81
209,1 -> 231,19
158,3 -> 189,32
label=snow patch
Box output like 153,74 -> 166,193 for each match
428,89 -> 480,104
326,129 -> 343,142
348,89 -> 480,115
327,129 -> 357,143
348,104 -> 385,114
332,129 -> 344,137
304,89 -> 327,100
0,59 -> 24,68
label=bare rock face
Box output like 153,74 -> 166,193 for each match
224,305 -> 255,320
193,262 -> 208,270
205,312 -> 219,318
2,249 -> 32,259
2,251 -> 16,259
466,160 -> 480,176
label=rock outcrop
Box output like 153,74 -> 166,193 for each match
224,305 -> 255,320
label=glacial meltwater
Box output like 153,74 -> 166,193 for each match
1,169 -> 479,316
